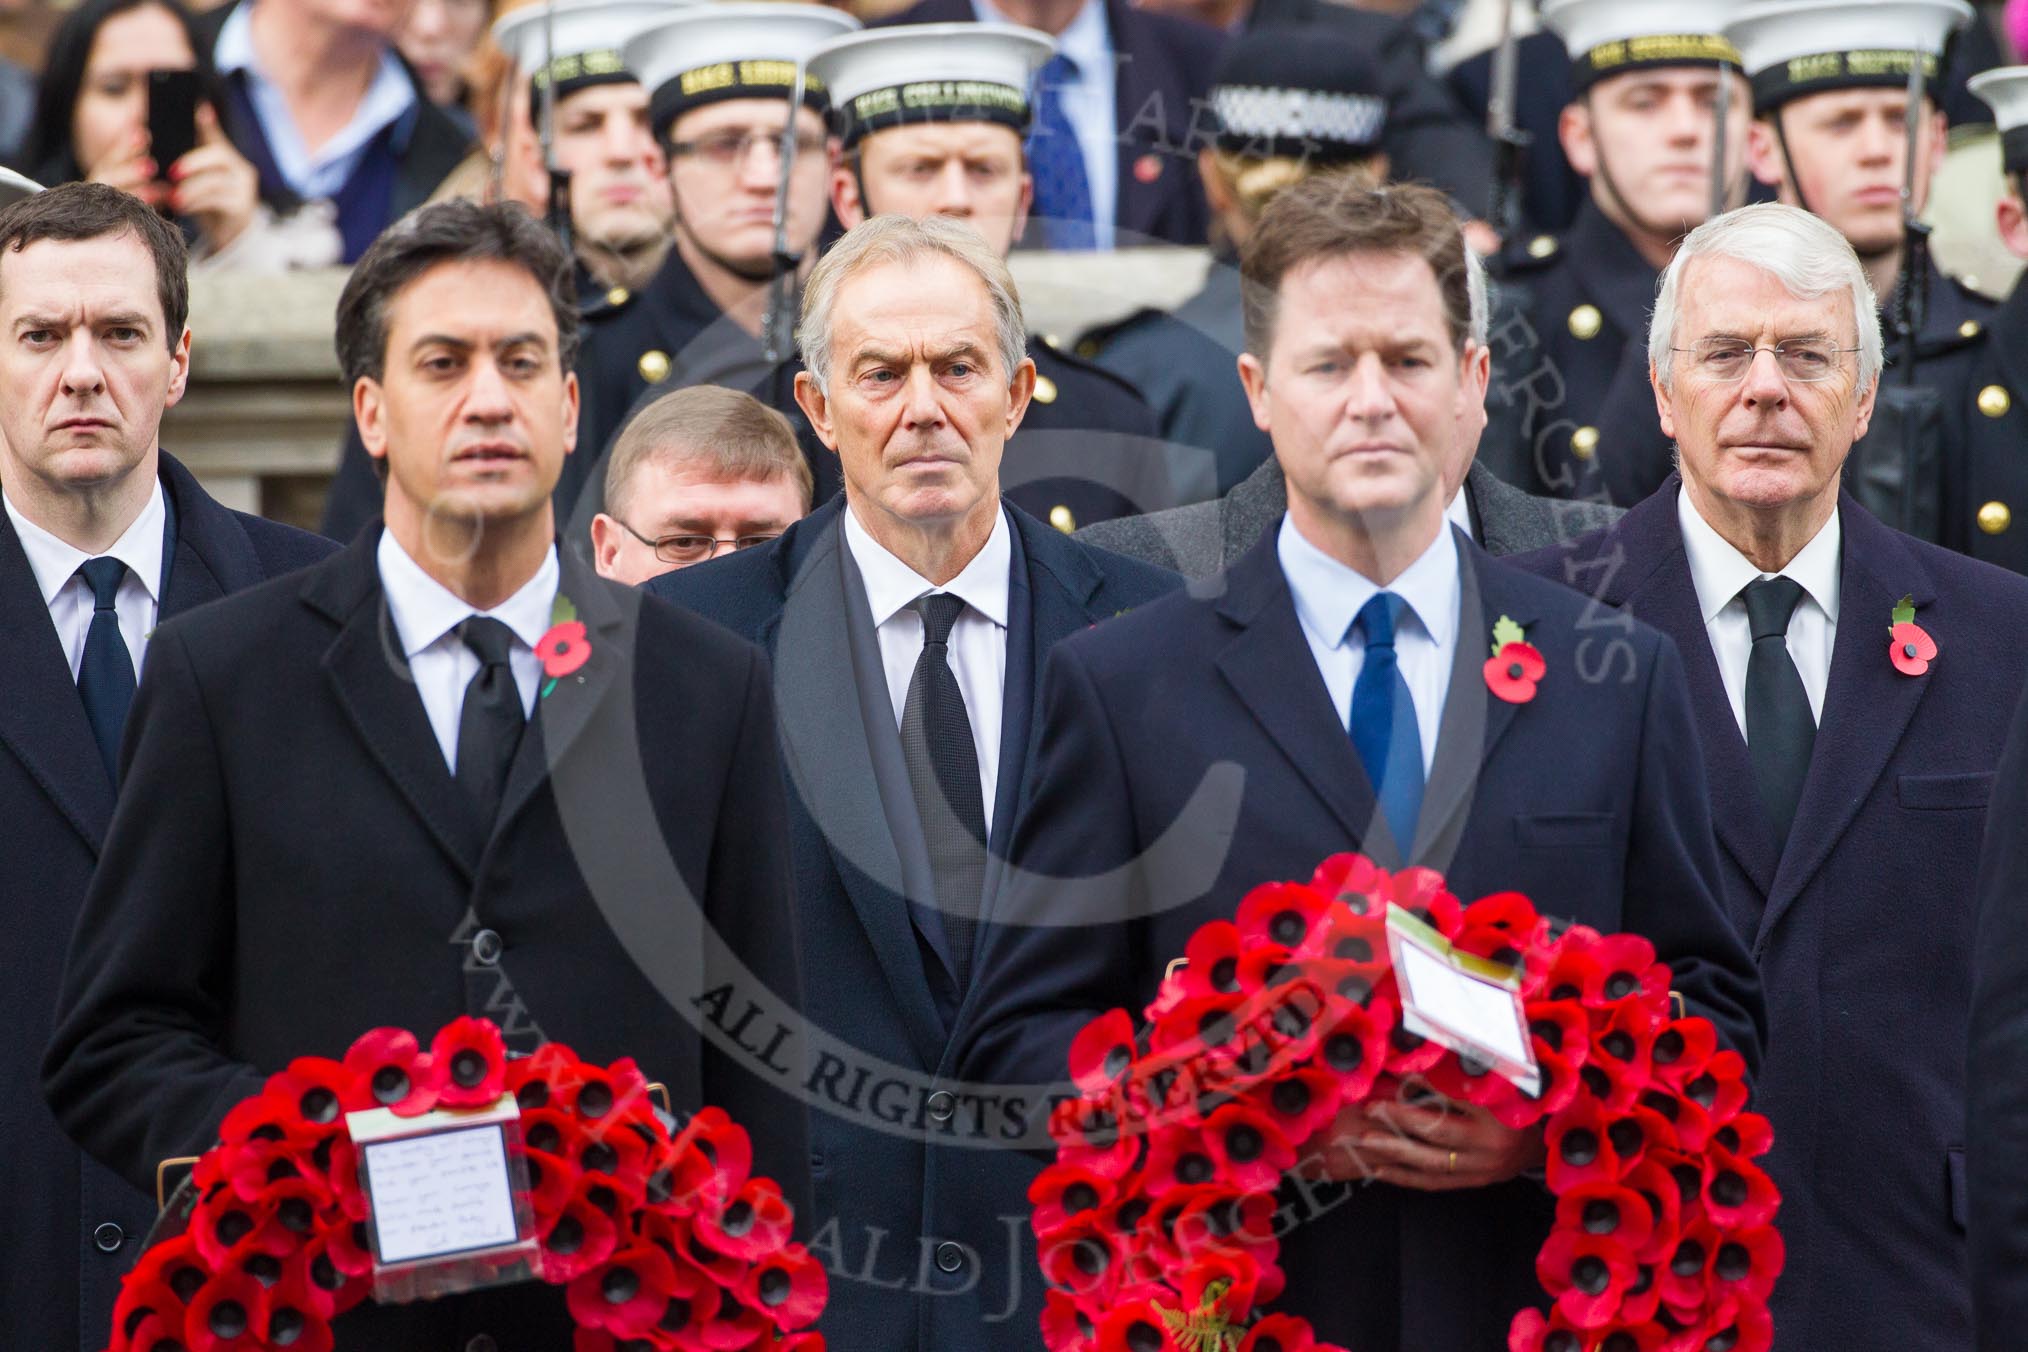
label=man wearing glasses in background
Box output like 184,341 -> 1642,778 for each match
1515,201 -> 2028,1352
591,385 -> 812,585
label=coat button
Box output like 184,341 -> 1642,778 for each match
1527,234 -> 1558,259
471,929 -> 503,965
1567,304 -> 1602,340
606,286 -> 630,307
934,1241 -> 966,1274
1979,500 -> 2013,535
92,1222 -> 125,1253
467,1337 -> 499,1352
1980,384 -> 2012,418
1033,373 -> 1058,404
926,1090 -> 957,1123
1960,319 -> 1982,339
1570,426 -> 1599,460
1048,505 -> 1076,533
638,349 -> 671,384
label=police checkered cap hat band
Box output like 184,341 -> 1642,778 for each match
1540,0 -> 1744,94
1208,24 -> 1388,162
807,23 -> 1054,148
1726,0 -> 1972,114
1971,66 -> 2028,173
491,0 -> 689,78
623,4 -> 862,135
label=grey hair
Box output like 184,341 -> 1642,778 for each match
1465,243 -> 1488,347
798,214 -> 1028,393
1649,202 -> 1883,391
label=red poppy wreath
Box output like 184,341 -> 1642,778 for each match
1030,854 -> 1783,1352
103,1018 -> 826,1352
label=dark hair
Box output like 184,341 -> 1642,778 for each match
0,181 -> 189,347
21,0 -> 214,185
335,199 -> 580,387
1240,177 -> 1472,360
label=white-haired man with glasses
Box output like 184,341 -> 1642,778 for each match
1516,200 -> 2028,1352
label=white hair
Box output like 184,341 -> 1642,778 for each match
798,213 -> 1028,393
1648,202 -> 1883,390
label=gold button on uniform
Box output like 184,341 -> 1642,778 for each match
1568,304 -> 1602,341
1042,333 -> 1061,350
1527,235 -> 1558,260
1980,384 -> 2012,419
606,286 -> 630,307
1048,505 -> 1076,533
1960,319 -> 1982,339
1980,501 -> 2013,535
1034,373 -> 1058,404
1571,426 -> 1599,459
638,350 -> 670,384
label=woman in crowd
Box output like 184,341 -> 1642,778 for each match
21,0 -> 340,270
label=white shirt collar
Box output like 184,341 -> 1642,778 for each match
1677,484 -> 1842,626
842,503 -> 1013,631
376,528 -> 561,659
1444,483 -> 1474,541
215,0 -> 416,177
3,476 -> 167,608
972,0 -> 1110,69
1278,514 -> 1461,654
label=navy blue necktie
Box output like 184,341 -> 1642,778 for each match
1026,53 -> 1097,251
75,556 -> 136,785
1347,592 -> 1424,857
1742,576 -> 1814,848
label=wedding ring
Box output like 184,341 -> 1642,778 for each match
1447,1150 -> 1457,1175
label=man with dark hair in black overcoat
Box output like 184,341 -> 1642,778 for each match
43,198 -> 808,1351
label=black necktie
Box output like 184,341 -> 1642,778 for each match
898,593 -> 988,991
1742,576 -> 1814,847
75,557 -> 136,785
454,617 -> 525,823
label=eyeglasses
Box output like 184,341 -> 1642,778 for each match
615,519 -> 782,566
667,129 -> 828,168
1670,338 -> 1859,383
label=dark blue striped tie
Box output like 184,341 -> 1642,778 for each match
1347,591 -> 1424,857
75,557 -> 135,785
1026,53 -> 1096,250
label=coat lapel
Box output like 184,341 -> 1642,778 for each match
1413,533 -> 1526,870
1213,532 -> 1383,857
1756,502 -> 1934,951
308,531 -> 486,884
772,511 -> 949,1069
157,453 -> 265,620
0,512 -> 115,848
493,548 -> 627,838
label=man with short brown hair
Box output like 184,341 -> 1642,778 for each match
960,177 -> 1763,1351
591,384 -> 812,584
0,180 -> 334,1352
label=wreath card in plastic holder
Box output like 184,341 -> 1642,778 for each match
346,1093 -> 540,1303
1385,902 -> 1542,1096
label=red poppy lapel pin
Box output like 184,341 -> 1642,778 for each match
1889,594 -> 1936,677
537,594 -> 592,698
1484,614 -> 1545,703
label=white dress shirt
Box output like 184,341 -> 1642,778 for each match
4,479 -> 166,683
1677,485 -> 1840,737
975,0 -> 1118,249
844,504 -> 1011,834
214,0 -> 418,200
377,529 -> 557,773
1278,515 -> 1461,775
1445,483 -> 1474,540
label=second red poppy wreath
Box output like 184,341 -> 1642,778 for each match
1029,853 -> 1783,1352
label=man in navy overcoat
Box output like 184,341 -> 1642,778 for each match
1515,202 -> 2028,1352
956,179 -> 1763,1352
